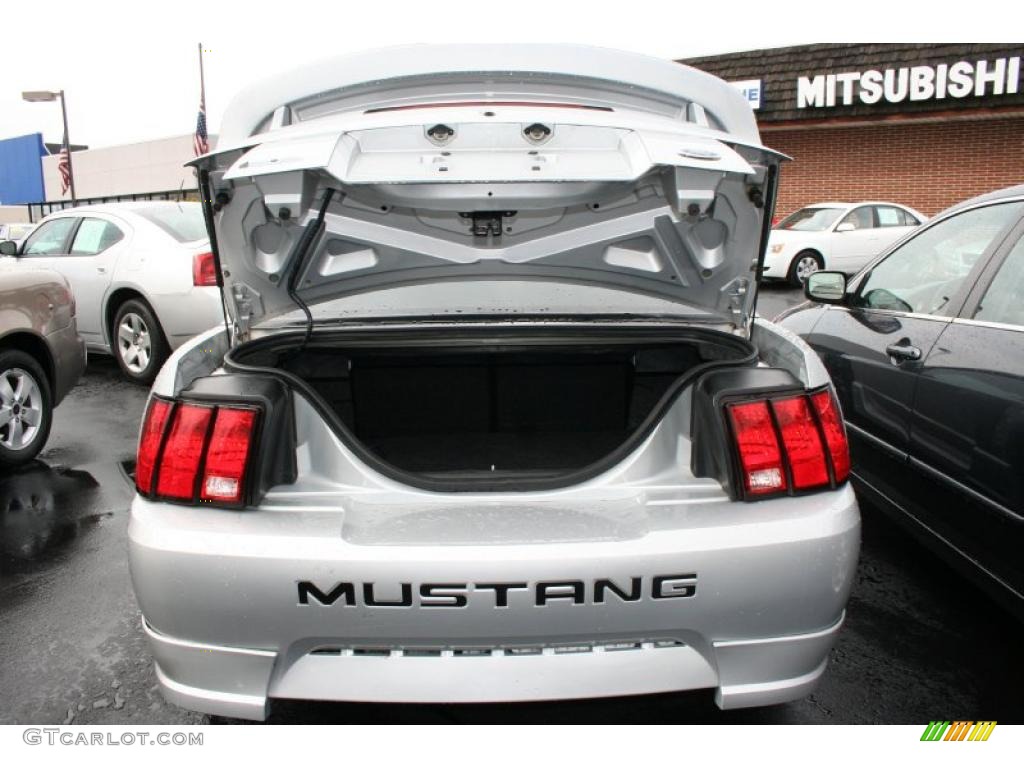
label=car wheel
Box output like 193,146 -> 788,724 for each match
787,250 -> 823,287
112,299 -> 169,384
0,350 -> 53,468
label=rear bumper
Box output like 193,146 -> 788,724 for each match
129,484 -> 859,719
142,612 -> 845,721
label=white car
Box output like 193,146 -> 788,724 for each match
762,202 -> 926,286
0,202 -> 225,383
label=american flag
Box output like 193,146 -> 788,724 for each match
193,92 -> 209,157
57,129 -> 71,196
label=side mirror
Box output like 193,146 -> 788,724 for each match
0,240 -> 19,257
804,271 -> 848,304
835,222 -> 855,233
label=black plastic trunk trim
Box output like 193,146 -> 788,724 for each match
224,326 -> 758,492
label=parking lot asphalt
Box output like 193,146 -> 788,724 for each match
2,285 -> 1022,725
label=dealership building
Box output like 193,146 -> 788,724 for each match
682,43 -> 1024,218
1,44 -> 1021,225
0,133 -> 211,224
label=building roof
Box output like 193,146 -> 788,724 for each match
680,43 -> 1024,124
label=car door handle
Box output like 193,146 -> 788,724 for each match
885,343 -> 922,362
97,266 -> 106,273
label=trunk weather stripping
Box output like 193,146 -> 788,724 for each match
223,326 -> 759,493
285,187 -> 336,354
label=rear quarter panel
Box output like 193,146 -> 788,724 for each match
110,225 -> 195,298
751,316 -> 832,389
0,268 -> 75,336
107,225 -> 220,348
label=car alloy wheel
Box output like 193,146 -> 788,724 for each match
0,367 -> 44,451
117,312 -> 153,375
794,255 -> 820,283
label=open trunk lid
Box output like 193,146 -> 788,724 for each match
192,44 -> 784,338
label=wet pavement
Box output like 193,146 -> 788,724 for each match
0,357 -> 202,726
1,295 -> 1022,725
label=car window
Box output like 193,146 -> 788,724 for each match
776,207 -> 845,232
974,235 -> 1024,327
70,218 -> 124,255
875,206 -> 912,227
133,204 -> 208,243
838,207 -> 875,230
855,201 -> 1024,317
21,218 -> 78,256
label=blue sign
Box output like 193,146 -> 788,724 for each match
0,133 -> 47,205
730,79 -> 763,111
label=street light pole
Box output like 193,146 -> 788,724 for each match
58,90 -> 76,204
21,89 -> 77,204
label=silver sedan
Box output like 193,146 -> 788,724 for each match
2,202 -> 223,383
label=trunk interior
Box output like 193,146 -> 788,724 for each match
230,329 -> 753,478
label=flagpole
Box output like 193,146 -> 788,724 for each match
59,90 -> 76,204
195,42 -> 206,194
198,42 -> 206,105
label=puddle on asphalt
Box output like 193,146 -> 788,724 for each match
0,462 -> 107,575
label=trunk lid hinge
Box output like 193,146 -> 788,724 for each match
230,283 -> 264,342
722,277 -> 751,332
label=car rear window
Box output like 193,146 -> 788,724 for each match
134,204 -> 208,243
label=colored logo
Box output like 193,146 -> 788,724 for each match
921,721 -> 997,741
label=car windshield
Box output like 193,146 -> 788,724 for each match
777,207 -> 845,232
134,204 -> 208,243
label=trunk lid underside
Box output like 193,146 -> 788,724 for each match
193,48 -> 783,337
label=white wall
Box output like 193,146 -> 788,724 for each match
0,205 -> 31,224
41,134 -> 216,201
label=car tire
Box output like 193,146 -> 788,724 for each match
0,349 -> 53,468
112,299 -> 169,385
787,250 -> 823,287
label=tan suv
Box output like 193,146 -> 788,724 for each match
0,262 -> 85,467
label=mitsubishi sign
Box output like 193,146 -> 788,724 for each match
797,57 -> 1021,108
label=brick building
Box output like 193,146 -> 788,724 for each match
682,44 -> 1024,218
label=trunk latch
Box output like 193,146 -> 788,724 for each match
462,211 -> 516,238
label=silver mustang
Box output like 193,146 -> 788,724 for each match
128,45 -> 860,720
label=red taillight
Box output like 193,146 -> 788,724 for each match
135,398 -> 260,506
136,399 -> 172,494
727,401 -> 787,496
811,389 -> 850,483
771,396 -> 829,489
200,408 -> 257,504
192,251 -> 218,287
156,404 -> 214,499
726,388 -> 849,500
